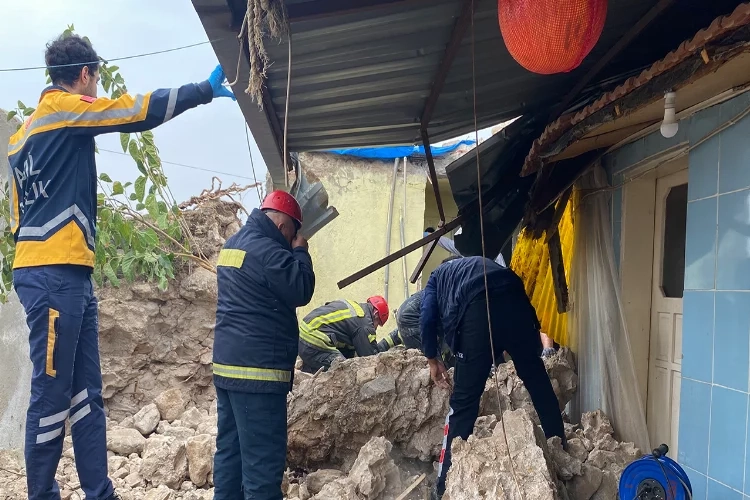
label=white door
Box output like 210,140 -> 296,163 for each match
646,169 -> 688,455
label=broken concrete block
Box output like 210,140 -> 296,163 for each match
107,428 -> 146,456
133,403 -> 161,436
566,464 -> 603,500
287,350 -> 450,468
143,485 -> 174,500
348,436 -> 402,499
566,438 -> 590,463
581,410 -> 614,446
139,435 -> 188,489
445,409 -> 559,500
180,407 -> 206,431
310,478 -> 358,500
155,389 -> 187,423
547,436 -> 582,480
305,469 -> 347,495
591,469 -> 619,500
186,434 -> 214,487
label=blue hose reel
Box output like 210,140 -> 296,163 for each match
618,444 -> 693,500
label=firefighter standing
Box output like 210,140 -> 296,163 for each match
420,257 -> 565,499
298,296 -> 390,373
8,34 -> 234,500
212,191 -> 315,499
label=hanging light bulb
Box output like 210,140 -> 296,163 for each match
660,91 -> 679,138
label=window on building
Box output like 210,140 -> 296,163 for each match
661,183 -> 688,298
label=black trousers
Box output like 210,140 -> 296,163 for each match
298,341 -> 345,374
436,293 -> 565,494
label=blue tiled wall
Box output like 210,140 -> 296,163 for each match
603,92 -> 750,499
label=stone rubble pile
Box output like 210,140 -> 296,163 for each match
0,337 -> 639,499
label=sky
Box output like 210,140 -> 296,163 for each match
1,0 -> 267,209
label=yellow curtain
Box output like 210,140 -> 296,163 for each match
510,195 -> 575,346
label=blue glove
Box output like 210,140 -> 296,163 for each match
208,64 -> 236,101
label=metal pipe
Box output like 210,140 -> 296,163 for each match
400,157 -> 409,298
384,158 -> 399,302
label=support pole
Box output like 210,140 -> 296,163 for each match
384,158 -> 399,302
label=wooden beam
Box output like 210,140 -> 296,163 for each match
421,130 -> 446,222
410,239 -> 439,284
550,0 -> 676,121
547,232 -> 569,314
338,216 -> 465,289
420,0 -> 475,130
544,185 -> 574,243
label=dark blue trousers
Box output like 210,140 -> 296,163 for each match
435,293 -> 564,495
14,265 -> 112,500
213,388 -> 287,500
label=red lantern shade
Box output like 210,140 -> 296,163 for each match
498,0 -> 608,75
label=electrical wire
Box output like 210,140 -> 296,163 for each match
469,1 -> 524,497
98,147 -> 260,182
0,39 -> 223,73
244,123 -> 264,201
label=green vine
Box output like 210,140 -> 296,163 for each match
0,25 -> 215,303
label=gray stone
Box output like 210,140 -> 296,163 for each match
140,435 -> 188,489
548,436 -> 582,480
186,434 -> 215,487
566,464 -> 603,500
133,404 -> 161,436
567,438 -> 590,463
155,388 -> 187,423
359,375 -> 396,400
305,469 -> 346,495
107,428 -> 146,456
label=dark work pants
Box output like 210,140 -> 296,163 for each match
14,265 -> 112,500
435,293 -> 565,494
213,388 -> 288,500
298,341 -> 345,374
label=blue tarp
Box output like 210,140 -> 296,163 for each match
326,140 -> 475,160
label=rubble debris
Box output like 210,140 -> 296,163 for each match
348,437 -> 403,499
134,403 -> 161,436
108,428 -> 147,455
444,409 -> 559,500
287,349 -> 451,469
185,434 -> 214,487
155,388 -> 188,423
98,200 -> 242,421
140,435 -> 189,489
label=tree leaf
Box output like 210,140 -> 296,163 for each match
135,203 -> 145,211
145,193 -> 158,218
158,275 -> 168,291
136,160 -> 147,175
17,101 -> 25,111
6,110 -> 17,121
119,133 -> 130,153
112,181 -> 124,196
128,140 -> 141,163
129,193 -> 138,201
103,261 -> 120,287
123,182 -> 133,189
99,173 -> 112,183
134,176 -> 147,203
109,65 -> 119,73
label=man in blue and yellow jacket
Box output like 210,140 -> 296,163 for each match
8,34 -> 234,500
212,190 -> 315,500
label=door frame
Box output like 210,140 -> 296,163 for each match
619,154 -> 688,416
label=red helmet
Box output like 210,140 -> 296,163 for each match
367,295 -> 389,325
261,190 -> 302,228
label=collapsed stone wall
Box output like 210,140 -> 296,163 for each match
98,201 -> 240,421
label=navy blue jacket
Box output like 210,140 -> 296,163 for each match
420,256 -> 531,359
213,209 -> 315,393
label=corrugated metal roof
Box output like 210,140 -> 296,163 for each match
195,0 -> 662,179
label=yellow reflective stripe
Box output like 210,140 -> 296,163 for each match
306,309 -> 352,330
217,249 -> 246,268
385,335 -> 395,348
47,309 -> 59,377
368,333 -> 377,343
345,300 -> 365,317
212,363 -> 291,382
299,329 -> 339,351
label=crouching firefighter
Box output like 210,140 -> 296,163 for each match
9,33 -> 234,500
385,288 -> 456,368
421,257 -> 566,500
298,296 -> 390,373
212,191 -> 315,499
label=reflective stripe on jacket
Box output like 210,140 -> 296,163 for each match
8,82 -> 213,269
299,300 -> 379,357
213,209 -> 315,394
